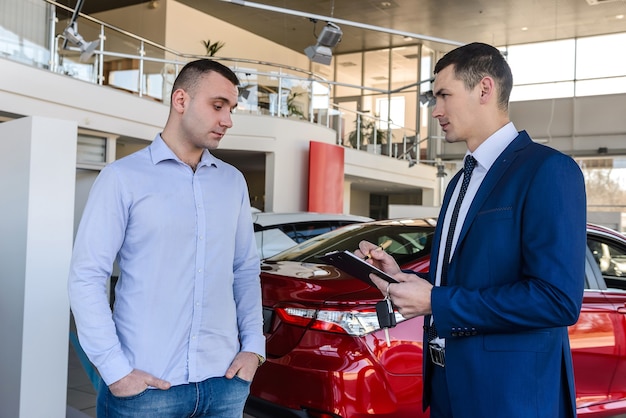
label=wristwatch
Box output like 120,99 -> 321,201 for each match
255,353 -> 266,367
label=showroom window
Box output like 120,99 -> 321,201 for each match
506,33 -> 626,101
376,96 -> 405,130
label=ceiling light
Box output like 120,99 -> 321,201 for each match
419,90 -> 436,107
62,0 -> 98,62
304,21 -> 343,65
63,22 -> 99,61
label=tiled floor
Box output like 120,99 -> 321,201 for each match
66,339 -> 97,418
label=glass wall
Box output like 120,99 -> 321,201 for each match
506,34 -> 626,101
0,0 -> 50,69
333,45 -> 421,156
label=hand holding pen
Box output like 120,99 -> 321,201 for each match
362,239 -> 392,260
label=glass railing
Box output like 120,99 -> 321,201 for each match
2,0 -> 427,164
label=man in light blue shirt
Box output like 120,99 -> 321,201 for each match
68,59 -> 265,417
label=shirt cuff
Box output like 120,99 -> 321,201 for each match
95,349 -> 134,386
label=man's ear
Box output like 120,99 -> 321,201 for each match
170,88 -> 187,113
478,76 -> 495,104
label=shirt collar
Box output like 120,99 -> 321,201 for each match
150,134 -> 218,168
468,122 -> 518,171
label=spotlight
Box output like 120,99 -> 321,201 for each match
63,22 -> 99,62
61,0 -> 98,62
304,22 -> 342,65
419,90 -> 436,107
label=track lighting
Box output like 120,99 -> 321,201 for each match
62,0 -> 98,62
419,90 -> 436,107
63,22 -> 98,62
304,21 -> 342,65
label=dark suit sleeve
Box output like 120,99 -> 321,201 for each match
431,151 -> 587,336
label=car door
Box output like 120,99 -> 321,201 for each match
586,231 -> 626,408
569,247 -> 620,409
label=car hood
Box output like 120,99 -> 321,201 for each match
260,259 -> 382,305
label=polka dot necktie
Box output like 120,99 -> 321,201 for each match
441,154 -> 477,286
428,155 -> 477,342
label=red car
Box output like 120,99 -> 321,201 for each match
246,218 -> 626,418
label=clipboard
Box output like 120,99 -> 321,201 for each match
319,250 -> 398,287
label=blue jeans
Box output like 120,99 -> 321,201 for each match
97,376 -> 251,417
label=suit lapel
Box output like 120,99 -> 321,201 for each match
451,131 -> 532,265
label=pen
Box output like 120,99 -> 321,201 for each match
363,239 -> 392,260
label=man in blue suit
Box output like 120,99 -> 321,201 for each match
359,42 -> 586,417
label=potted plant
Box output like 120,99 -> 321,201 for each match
286,91 -> 305,118
347,116 -> 389,149
202,39 -> 225,56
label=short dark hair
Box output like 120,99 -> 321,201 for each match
434,42 -> 513,110
171,59 -> 239,101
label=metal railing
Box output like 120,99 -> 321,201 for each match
6,0 -> 426,163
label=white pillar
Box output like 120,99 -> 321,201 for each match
422,186 -> 437,207
343,180 -> 352,214
0,116 -> 77,418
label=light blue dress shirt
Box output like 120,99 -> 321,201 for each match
68,134 -> 265,386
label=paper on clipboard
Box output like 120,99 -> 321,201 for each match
319,250 -> 398,287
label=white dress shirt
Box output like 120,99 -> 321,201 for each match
432,122 -> 519,345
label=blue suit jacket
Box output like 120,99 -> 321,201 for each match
423,131 -> 587,417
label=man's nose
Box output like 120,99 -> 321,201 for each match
431,101 -> 442,118
221,113 -> 233,128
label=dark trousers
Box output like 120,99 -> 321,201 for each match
429,365 -> 453,418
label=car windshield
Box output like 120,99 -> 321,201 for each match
266,219 -> 436,265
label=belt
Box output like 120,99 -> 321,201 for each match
428,343 -> 445,367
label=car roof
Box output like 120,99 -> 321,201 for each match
251,212 -> 373,227
587,222 -> 626,240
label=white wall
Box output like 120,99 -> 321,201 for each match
510,94 -> 626,156
0,58 -> 168,140
349,188 -> 371,218
389,204 -> 440,219
226,115 -> 337,212
163,0 -> 311,69
0,116 -> 76,418
1,58 -> 430,215
438,94 -> 626,159
344,147 -> 439,204
588,211 -> 624,232
93,2 -> 167,45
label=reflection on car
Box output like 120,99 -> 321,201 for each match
245,218 -> 626,418
251,211 -> 372,259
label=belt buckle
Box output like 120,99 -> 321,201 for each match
428,343 -> 445,367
